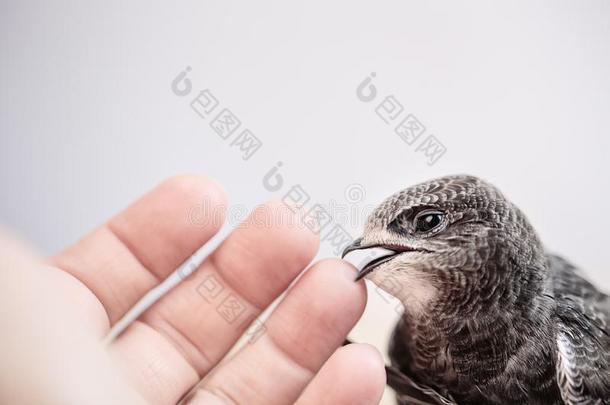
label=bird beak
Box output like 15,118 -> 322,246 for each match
341,238 -> 403,281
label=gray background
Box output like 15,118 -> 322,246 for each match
1,1 -> 609,403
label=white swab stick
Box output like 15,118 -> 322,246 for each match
103,221 -> 234,345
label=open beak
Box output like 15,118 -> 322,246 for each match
342,238 -> 411,281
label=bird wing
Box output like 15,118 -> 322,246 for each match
549,255 -> 610,404
387,364 -> 458,405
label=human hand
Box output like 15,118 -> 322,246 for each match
0,176 -> 386,405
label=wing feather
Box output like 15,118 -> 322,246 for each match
550,255 -> 610,404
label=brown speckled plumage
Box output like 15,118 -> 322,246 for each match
353,175 -> 610,404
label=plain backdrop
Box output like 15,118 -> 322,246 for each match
1,1 -> 609,403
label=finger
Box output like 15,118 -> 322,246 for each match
52,175 -> 226,329
295,343 -> 386,405
109,202 -> 319,405
189,259 -> 367,405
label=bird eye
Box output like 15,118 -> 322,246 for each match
413,211 -> 445,233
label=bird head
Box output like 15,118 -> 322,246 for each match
342,174 -> 547,319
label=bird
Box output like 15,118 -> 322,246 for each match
341,174 -> 610,405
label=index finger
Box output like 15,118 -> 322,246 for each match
52,175 -> 226,330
